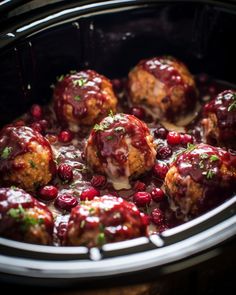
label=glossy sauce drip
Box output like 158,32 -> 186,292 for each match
54,70 -> 109,121
0,126 -> 52,172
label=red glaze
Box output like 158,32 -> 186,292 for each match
0,126 -> 55,175
53,70 -> 112,124
138,56 -> 197,113
65,195 -> 147,247
87,113 -> 154,168
203,90 -> 236,145
0,187 -> 53,243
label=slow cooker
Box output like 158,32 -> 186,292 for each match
0,0 -> 236,293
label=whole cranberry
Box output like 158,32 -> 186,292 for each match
153,162 -> 168,180
180,134 -> 193,145
58,164 -> 73,182
140,213 -> 150,226
91,175 -> 106,188
167,131 -> 181,145
39,185 -> 58,201
154,127 -> 168,139
55,194 -> 78,211
30,122 -> 43,133
80,187 -> 100,201
134,180 -> 146,192
130,107 -> 145,119
133,192 -> 151,207
156,145 -> 172,159
30,104 -> 43,120
151,208 -> 164,225
150,187 -> 165,202
58,130 -> 74,143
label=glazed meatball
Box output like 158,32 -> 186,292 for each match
0,187 -> 54,244
202,90 -> 236,148
164,143 -> 236,219
53,70 -> 118,130
85,113 -> 156,189
128,56 -> 198,121
0,126 -> 56,191
64,195 -> 147,247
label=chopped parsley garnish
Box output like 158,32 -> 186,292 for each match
89,208 -> 95,214
93,122 -> 109,132
10,185 -> 17,190
227,93 -> 236,112
186,143 -> 196,153
97,232 -> 106,245
108,109 -> 115,118
74,95 -> 81,101
73,78 -> 87,87
210,155 -> 219,162
202,169 -> 215,179
57,75 -> 64,82
199,160 -> 205,169
1,146 -> 12,159
200,153 -> 209,160
29,160 -> 37,169
8,205 -> 25,220
106,135 -> 114,140
70,70 -> 77,74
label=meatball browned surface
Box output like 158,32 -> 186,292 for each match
128,56 -> 198,121
202,90 -> 236,148
0,126 -> 55,191
164,143 -> 236,219
53,70 -> 118,130
85,113 -> 156,189
65,195 -> 147,247
0,187 -> 54,244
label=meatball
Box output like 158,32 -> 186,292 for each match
64,195 -> 147,247
0,187 -> 54,244
0,126 -> 56,191
128,56 -> 198,121
164,143 -> 236,219
202,90 -> 236,148
85,113 -> 156,189
53,70 -> 118,130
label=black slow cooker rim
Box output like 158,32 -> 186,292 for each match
0,0 -> 236,283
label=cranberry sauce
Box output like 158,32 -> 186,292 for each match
0,73 -> 235,245
174,143 -> 235,185
204,90 -> 236,142
0,126 -> 53,173
53,70 -> 110,122
89,113 -> 153,166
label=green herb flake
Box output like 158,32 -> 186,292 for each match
202,170 -> 215,179
210,155 -> 219,162
93,123 -> 109,132
8,205 -> 25,220
199,160 -> 205,169
108,109 -> 115,118
106,135 -> 114,140
73,78 -> 87,87
74,95 -> 81,101
10,185 -> 17,190
80,220 -> 86,229
227,93 -> 236,112
186,143 -> 196,153
29,160 -> 37,169
97,232 -> 106,245
57,75 -> 64,82
1,147 -> 12,159
89,208 -> 95,214
200,153 -> 209,160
